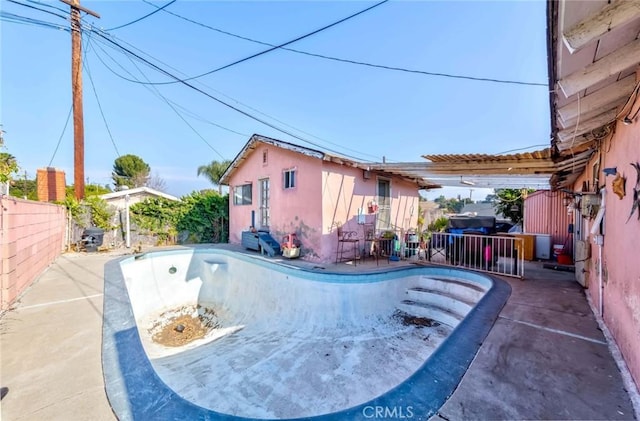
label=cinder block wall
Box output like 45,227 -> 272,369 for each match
1,197 -> 66,310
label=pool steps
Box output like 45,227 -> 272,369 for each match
398,276 -> 489,328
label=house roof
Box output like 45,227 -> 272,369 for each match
547,0 -> 640,188
100,186 -> 179,201
460,203 -> 500,218
219,134 -> 441,190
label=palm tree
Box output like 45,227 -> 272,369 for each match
197,160 -> 231,194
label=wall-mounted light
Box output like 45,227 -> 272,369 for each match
623,116 -> 633,126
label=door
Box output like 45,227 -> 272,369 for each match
259,178 -> 270,229
377,178 -> 391,231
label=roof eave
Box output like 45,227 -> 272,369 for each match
547,0 -> 560,156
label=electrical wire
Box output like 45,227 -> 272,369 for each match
25,0 -> 68,15
90,28 -> 381,160
124,0 -> 389,85
496,144 -> 549,154
88,34 -> 227,159
48,36 -> 92,166
89,34 -> 248,140
83,38 -> 121,157
105,0 -> 175,31
142,0 -> 547,87
48,105 -> 73,166
5,0 -> 68,21
88,27 -> 372,162
0,11 -> 68,30
164,100 -> 248,137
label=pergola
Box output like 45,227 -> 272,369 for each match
367,149 -> 561,190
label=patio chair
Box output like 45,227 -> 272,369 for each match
336,224 -> 360,265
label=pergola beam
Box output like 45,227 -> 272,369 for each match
369,162 -> 557,174
558,98 -> 624,129
557,108 -> 618,142
559,38 -> 640,97
563,0 -> 640,53
557,74 -> 636,122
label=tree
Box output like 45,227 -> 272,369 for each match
9,178 -> 37,200
493,188 -> 535,223
483,194 -> 497,203
66,183 -> 111,197
0,152 -> 18,185
197,159 -> 231,194
434,195 -> 467,213
112,154 -> 150,189
147,171 -> 167,192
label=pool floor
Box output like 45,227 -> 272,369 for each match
152,314 -> 452,419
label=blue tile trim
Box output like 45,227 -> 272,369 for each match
102,249 -> 511,421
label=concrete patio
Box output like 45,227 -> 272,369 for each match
0,248 -> 638,420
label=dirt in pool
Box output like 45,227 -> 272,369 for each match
149,306 -> 220,347
394,311 -> 440,328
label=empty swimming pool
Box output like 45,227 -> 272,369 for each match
102,247 -> 510,420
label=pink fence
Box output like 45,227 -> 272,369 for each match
1,196 -> 66,310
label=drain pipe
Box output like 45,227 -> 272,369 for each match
590,187 -> 606,316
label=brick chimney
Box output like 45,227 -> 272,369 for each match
37,167 -> 66,202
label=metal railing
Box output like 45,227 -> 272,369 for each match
418,232 -> 524,278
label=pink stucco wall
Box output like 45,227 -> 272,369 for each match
227,141 -> 420,263
1,197 -> 66,310
571,83 -> 640,388
321,163 -> 419,262
227,143 -> 324,258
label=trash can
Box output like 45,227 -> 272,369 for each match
82,227 -> 104,252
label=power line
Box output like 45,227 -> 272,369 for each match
164,100 -> 248,137
126,0 -> 389,85
48,105 -> 73,166
88,34 -> 227,159
496,144 -> 550,154
4,5 -> 379,161
88,27 -> 370,162
25,0 -> 69,15
0,11 -> 68,30
83,39 -> 121,157
89,34 -> 248,140
105,0 -> 175,31
90,29 -> 379,160
48,29 -> 94,166
143,0 -> 547,87
5,0 -> 68,21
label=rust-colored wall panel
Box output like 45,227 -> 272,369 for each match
524,190 -> 574,253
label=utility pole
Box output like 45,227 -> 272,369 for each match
60,0 -> 99,200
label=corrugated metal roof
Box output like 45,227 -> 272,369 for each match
423,149 -> 552,163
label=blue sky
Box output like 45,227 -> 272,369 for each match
1,0 -> 550,199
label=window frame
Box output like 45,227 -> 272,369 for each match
233,183 -> 252,205
283,167 -> 297,190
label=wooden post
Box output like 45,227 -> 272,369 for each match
61,0 -> 99,200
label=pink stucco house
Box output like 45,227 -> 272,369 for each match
547,0 -> 640,392
220,135 -> 437,263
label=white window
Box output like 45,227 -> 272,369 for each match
233,183 -> 252,205
283,168 -> 296,189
